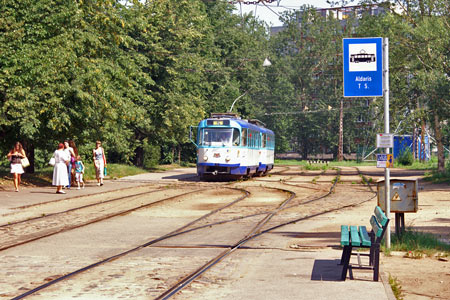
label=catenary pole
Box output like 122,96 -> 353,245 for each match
383,37 -> 391,249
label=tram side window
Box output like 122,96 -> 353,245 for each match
256,131 -> 259,148
232,128 -> 240,146
262,133 -> 267,148
242,128 -> 247,146
269,135 -> 275,149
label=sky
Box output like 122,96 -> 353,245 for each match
233,0 -> 334,27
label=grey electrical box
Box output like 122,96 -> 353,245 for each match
377,179 -> 418,213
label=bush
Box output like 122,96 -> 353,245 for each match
143,142 -> 160,169
397,148 -> 414,166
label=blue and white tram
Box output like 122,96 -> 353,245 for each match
193,113 -> 275,180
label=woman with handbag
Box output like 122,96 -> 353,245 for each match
6,142 -> 27,192
93,140 -> 106,186
53,143 -> 70,194
63,140 -> 76,189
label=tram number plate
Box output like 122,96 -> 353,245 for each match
214,153 -> 220,158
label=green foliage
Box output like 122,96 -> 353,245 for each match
397,148 -> 414,166
142,142 -> 161,170
0,0 -> 448,172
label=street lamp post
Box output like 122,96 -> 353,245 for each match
228,58 -> 271,113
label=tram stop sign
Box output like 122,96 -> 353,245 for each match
343,38 -> 383,97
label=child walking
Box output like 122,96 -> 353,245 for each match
75,156 -> 85,189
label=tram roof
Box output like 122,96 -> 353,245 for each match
199,118 -> 274,135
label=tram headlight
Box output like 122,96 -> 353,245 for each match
203,155 -> 208,161
225,156 -> 231,162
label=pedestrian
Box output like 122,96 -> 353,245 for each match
74,155 -> 85,190
68,140 -> 78,187
52,143 -> 70,194
6,142 -> 27,192
92,140 -> 106,186
63,140 -> 76,189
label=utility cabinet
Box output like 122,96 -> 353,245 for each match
377,178 -> 419,236
377,179 -> 418,213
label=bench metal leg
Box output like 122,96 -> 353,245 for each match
340,245 -> 349,265
373,244 -> 380,281
341,246 -> 352,280
369,233 -> 375,266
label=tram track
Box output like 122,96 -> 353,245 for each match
7,185 -> 294,299
153,168 -> 380,299
6,167 -> 378,299
8,186 -> 252,300
0,185 -> 236,252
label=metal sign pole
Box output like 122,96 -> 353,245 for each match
383,37 -> 391,249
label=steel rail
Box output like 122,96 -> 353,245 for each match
0,188 -> 163,228
5,184 -> 157,211
10,188 -> 250,300
155,167 -> 382,300
154,190 -> 297,300
11,168 -> 372,299
0,187 -> 214,252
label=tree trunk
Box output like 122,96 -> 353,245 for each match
420,120 -> 426,163
177,145 -> 181,165
134,146 -> 144,167
301,135 -> 308,160
433,112 -> 445,172
171,147 -> 175,164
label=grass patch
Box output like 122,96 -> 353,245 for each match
304,164 -> 329,171
388,274 -> 404,300
394,156 -> 438,170
83,163 -> 147,180
275,159 -> 375,168
383,229 -> 450,257
424,161 -> 450,183
0,163 -> 149,187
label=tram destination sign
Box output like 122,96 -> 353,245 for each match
343,37 -> 383,97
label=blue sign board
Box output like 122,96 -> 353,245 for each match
343,38 -> 383,97
377,153 -> 393,168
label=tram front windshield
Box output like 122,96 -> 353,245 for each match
200,128 -> 239,146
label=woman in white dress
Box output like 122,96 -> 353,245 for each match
6,142 -> 27,192
52,143 -> 70,194
92,140 -> 106,186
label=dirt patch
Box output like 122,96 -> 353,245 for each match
382,254 -> 450,300
379,181 -> 450,300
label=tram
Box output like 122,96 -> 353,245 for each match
350,52 -> 376,63
191,113 -> 275,180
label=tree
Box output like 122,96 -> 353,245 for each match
361,0 -> 450,171
264,6 -> 359,158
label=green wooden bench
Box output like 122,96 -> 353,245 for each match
339,206 -> 389,281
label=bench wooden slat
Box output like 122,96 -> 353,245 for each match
359,226 -> 371,247
374,206 -> 388,227
350,225 -> 361,246
341,225 -> 350,246
370,215 -> 383,238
